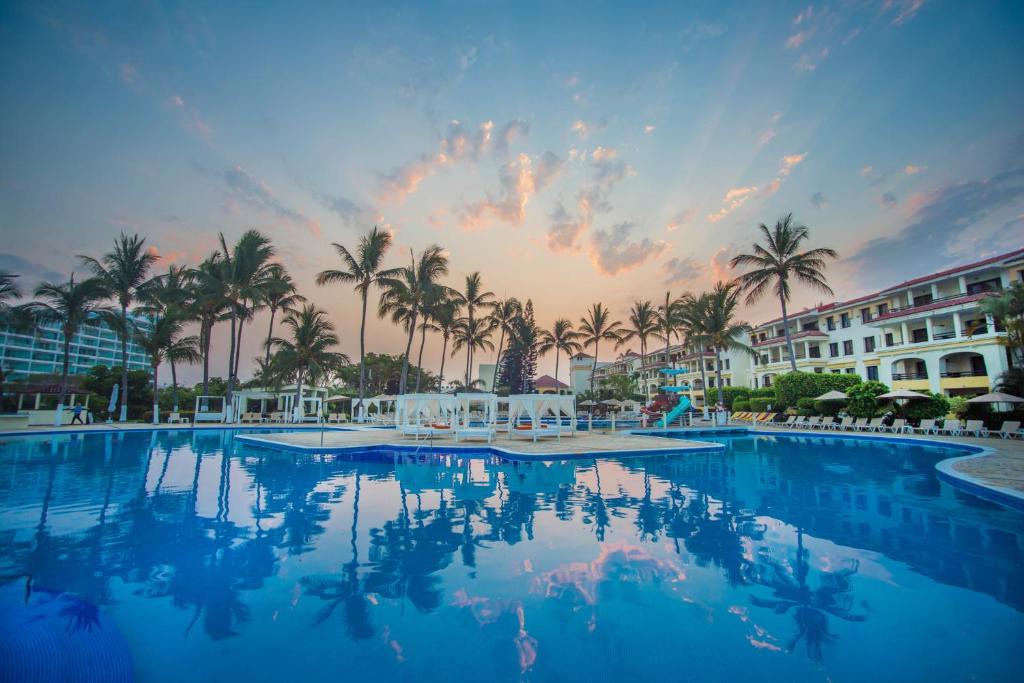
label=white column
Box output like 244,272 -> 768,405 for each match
930,283 -> 939,300
953,312 -> 962,338
924,355 -> 941,394
925,318 -> 934,341
901,322 -> 910,344
803,341 -> 810,359
985,313 -> 995,334
907,291 -> 915,306
958,276 -> 967,295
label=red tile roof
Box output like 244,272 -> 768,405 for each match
534,374 -> 569,389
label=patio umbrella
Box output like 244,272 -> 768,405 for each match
602,399 -> 623,406
325,395 -> 351,403
877,389 -> 930,401
966,392 -> 1024,411
814,390 -> 848,401
578,400 -> 596,407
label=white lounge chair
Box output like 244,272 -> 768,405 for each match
167,412 -> 189,424
993,421 -> 1021,439
814,417 -> 834,430
938,419 -> 962,436
804,416 -> 821,429
779,415 -> 796,428
850,417 -> 869,431
789,416 -> 807,429
831,416 -> 853,431
864,418 -> 885,432
962,420 -> 985,437
912,419 -> 937,435
887,419 -> 908,434
454,425 -> 496,443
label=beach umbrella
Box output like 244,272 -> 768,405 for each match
877,389 -> 930,401
325,395 -> 351,403
814,390 -> 848,401
578,400 -> 596,407
966,392 -> 1024,411
602,399 -> 623,406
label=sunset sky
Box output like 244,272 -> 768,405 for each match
2,0 -> 1022,382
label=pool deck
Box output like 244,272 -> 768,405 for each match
1,421 -> 1022,506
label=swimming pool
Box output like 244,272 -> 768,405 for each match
0,429 -> 1021,681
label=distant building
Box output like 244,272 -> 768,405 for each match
534,374 -> 571,394
477,363 -> 496,391
0,314 -> 152,381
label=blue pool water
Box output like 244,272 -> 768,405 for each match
0,429 -> 1021,682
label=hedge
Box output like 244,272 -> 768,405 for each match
704,386 -> 752,409
732,399 -> 751,412
748,397 -> 773,412
900,392 -> 951,420
846,380 -> 890,417
773,371 -> 862,409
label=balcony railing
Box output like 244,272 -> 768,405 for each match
872,292 -> 990,322
940,371 -> 987,378
892,372 -> 929,381
932,331 -> 957,340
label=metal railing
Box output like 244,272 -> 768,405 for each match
940,371 -> 987,378
892,372 -> 928,380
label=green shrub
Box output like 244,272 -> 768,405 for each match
948,395 -> 970,419
813,399 -> 844,416
901,393 -> 951,420
732,399 -> 751,412
772,371 -> 862,409
796,397 -> 816,411
749,397 -> 773,413
704,386 -> 751,409
750,387 -> 776,399
847,380 -> 890,417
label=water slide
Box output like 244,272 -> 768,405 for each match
659,396 -> 692,427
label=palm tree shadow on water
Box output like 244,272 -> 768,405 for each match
744,527 -> 868,663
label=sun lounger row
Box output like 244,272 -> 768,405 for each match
773,416 -> 1022,438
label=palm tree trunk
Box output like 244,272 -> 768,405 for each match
119,303 -> 129,422
294,367 -> 305,423
169,348 -> 179,412
399,314 -> 417,394
714,347 -> 724,413
414,324 -> 427,392
492,328 -> 505,392
226,313 -> 237,421
554,350 -> 560,389
780,294 -> 798,373
234,315 -> 245,383
152,363 -> 159,425
202,319 -> 212,397
438,335 -> 449,387
357,289 -> 368,420
56,335 -> 70,426
699,348 -> 709,418
264,306 -> 277,367
589,340 -> 599,404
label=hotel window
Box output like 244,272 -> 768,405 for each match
760,354 -> 769,365
845,367 -> 856,374
826,316 -> 835,331
877,302 -> 889,315
911,328 -> 928,343
866,365 -> 879,381
843,340 -> 854,355
724,359 -> 730,370
884,332 -> 895,347
840,313 -> 850,328
831,369 -> 841,374
864,336 -> 876,353
860,307 -> 872,322
828,342 -> 839,357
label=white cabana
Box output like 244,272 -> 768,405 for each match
231,385 -> 329,423
194,395 -> 226,423
505,394 -> 577,441
394,393 -> 458,439
358,394 -> 397,423
453,392 -> 499,442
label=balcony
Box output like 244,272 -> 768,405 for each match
940,370 -> 986,378
751,329 -> 828,348
892,372 -> 928,381
870,292 -> 990,322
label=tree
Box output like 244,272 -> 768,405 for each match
498,300 -> 539,394
846,380 -> 889,417
698,282 -> 754,404
217,230 -> 276,419
424,298 -> 459,388
974,282 -> 1024,366
29,275 -> 108,423
453,272 -> 494,386
537,318 -> 582,389
675,293 -> 714,414
189,256 -> 228,397
316,227 -> 398,417
268,304 -> 349,421
730,214 -> 838,372
378,245 -> 449,394
619,300 -> 658,367
79,232 -> 159,421
578,303 -> 624,397
138,265 -> 197,412
0,270 -> 34,398
413,287 -> 457,392
654,291 -> 686,368
487,298 -> 521,391
134,314 -> 200,423
262,265 -> 305,367
452,315 -> 496,388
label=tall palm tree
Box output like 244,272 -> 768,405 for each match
486,298 -> 521,390
450,315 -> 495,389
0,271 -> 33,396
453,272 -> 494,386
262,265 -> 305,368
700,282 -> 754,399
268,303 -> 349,421
0,270 -> 21,317
537,319 -> 582,389
79,232 -> 158,421
137,265 -> 197,413
676,293 -> 713,416
730,214 -> 838,372
217,230 -> 276,419
619,300 -> 658,367
134,314 -> 200,423
29,275 -> 108,423
189,256 -> 228,397
316,227 -> 398,417
423,297 -> 459,389
578,303 -> 624,397
378,245 -> 449,394
413,287 -> 456,393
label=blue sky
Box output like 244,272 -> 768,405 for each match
1,0 -> 1022,379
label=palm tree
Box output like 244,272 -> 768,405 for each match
79,233 -> 159,421
134,314 -> 200,423
378,245 -> 449,394
730,214 -> 838,372
0,270 -> 21,317
676,293 -> 713,416
29,275 -> 108,424
268,303 -> 349,422
0,271 -> 33,397
137,265 -> 197,413
578,303 -> 624,397
537,319 -> 582,389
453,272 -> 494,386
450,315 -> 495,389
189,256 -> 228,397
486,298 -> 521,390
217,230 -> 276,419
619,300 -> 658,368
700,282 -> 754,400
423,297 -> 459,389
262,265 -> 305,368
316,227 -> 398,418
413,287 -> 456,393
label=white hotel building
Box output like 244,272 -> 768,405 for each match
571,247 -> 1024,403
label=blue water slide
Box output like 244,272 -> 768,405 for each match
659,368 -> 688,376
659,396 -> 692,427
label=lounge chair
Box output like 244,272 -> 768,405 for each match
167,412 -> 189,424
912,419 -> 937,435
815,417 -> 834,430
938,419 -> 962,436
993,421 -> 1021,439
887,419 -> 908,434
240,412 -> 262,424
779,415 -> 796,428
804,416 -> 821,429
455,424 -> 496,443
267,411 -> 286,423
831,417 -> 853,431
963,420 -> 985,437
864,418 -> 885,432
789,416 -> 806,429
847,417 -> 866,431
